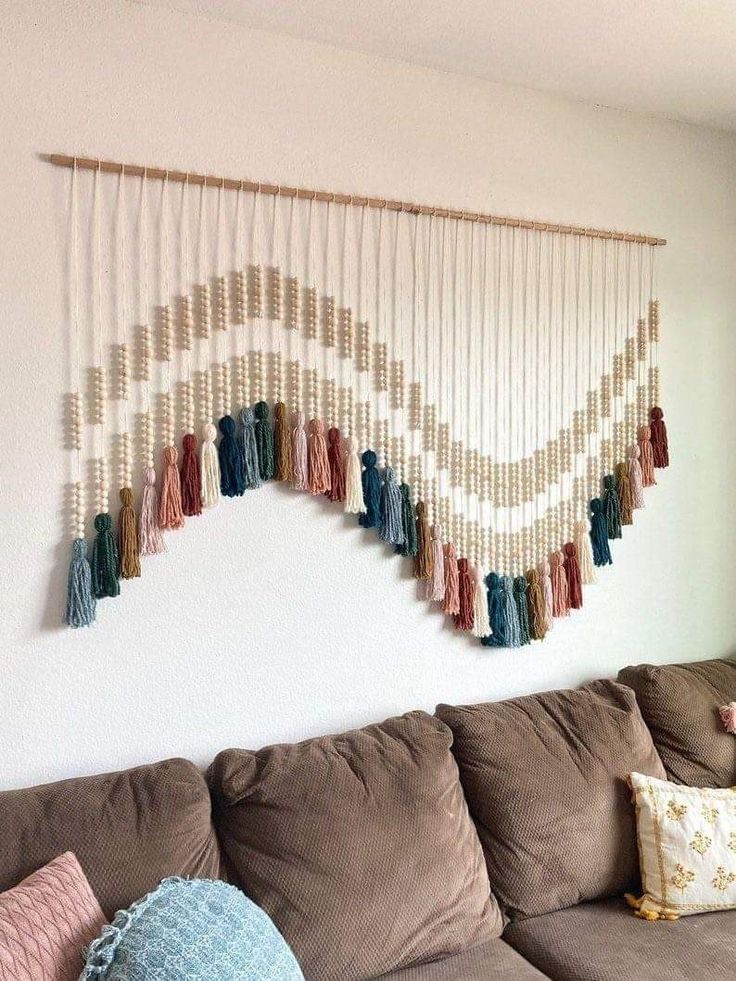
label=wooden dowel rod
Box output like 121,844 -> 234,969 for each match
45,153 -> 667,246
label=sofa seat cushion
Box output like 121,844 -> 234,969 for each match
618,656 -> 736,787
208,711 -> 502,981
436,681 -> 665,920
374,940 -> 549,979
0,759 -> 222,919
504,898 -> 736,981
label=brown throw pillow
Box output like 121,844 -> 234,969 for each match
436,680 -> 666,920
0,759 -> 222,919
208,711 -> 502,981
618,657 -> 736,787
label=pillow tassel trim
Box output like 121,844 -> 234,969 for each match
624,892 -> 680,922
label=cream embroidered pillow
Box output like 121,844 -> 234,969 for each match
628,772 -> 736,920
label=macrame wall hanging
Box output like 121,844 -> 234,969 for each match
54,154 -> 669,644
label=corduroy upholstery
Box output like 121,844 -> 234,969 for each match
437,680 -> 666,919
208,711 -> 502,981
618,656 -> 736,787
374,939 -> 549,979
503,897 -> 736,980
0,759 -> 222,920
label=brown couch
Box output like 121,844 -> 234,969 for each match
1,656 -> 735,980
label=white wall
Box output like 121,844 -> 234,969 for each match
2,0 -> 735,791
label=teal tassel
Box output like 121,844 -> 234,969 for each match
65,539 -> 96,627
513,576 -> 531,645
603,474 -> 622,539
379,467 -> 405,546
254,401 -> 275,481
359,450 -> 381,528
91,513 -> 119,599
590,498 -> 612,566
240,406 -> 261,489
396,483 -> 418,556
481,573 -> 503,647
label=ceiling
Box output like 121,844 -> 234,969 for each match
135,0 -> 736,131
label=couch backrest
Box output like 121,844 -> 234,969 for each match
0,758 -> 222,919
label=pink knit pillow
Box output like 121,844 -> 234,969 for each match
0,852 -> 106,981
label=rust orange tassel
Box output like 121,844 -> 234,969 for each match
454,557 -> 475,631
563,543 -> 583,610
180,433 -> 202,517
650,406 -> 669,468
326,427 -> 346,503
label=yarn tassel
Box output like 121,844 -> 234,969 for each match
550,551 -> 569,617
427,524 -> 445,600
65,539 -> 96,627
359,450 -> 381,528
603,474 -> 622,539
563,543 -> 583,609
158,446 -> 185,530
513,576 -> 530,645
218,415 -> 246,497
472,566 -> 491,639
240,407 -> 261,489
454,558 -> 475,631
200,423 -> 221,508
481,573 -> 503,646
397,484 -> 418,556
590,498 -> 612,566
274,401 -> 292,481
500,576 -> 521,647
442,542 -> 460,615
650,407 -> 669,468
254,401 -> 275,481
414,501 -> 433,579
307,418 -> 331,495
628,444 -> 646,509
526,568 -> 547,641
379,468 -> 405,545
180,434 -> 202,516
574,519 -> 596,585
616,461 -> 633,526
638,426 -> 656,487
326,427 -> 346,502
538,558 -> 554,632
343,435 -> 365,513
292,411 -> 309,491
91,513 -> 119,599
139,467 -> 166,555
118,487 -> 141,579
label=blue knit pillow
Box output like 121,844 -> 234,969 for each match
79,877 -> 304,980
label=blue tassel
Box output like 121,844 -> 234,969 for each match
589,498 -> 612,566
65,539 -> 96,627
218,415 -> 245,497
603,474 -> 622,539
501,576 -> 521,647
254,401 -> 275,481
359,449 -> 381,528
513,576 -> 531,645
239,406 -> 261,489
379,467 -> 405,546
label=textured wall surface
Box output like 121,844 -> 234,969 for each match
1,0 -> 735,790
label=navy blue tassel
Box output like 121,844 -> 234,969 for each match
359,449 -> 381,528
513,576 -> 531,645
603,474 -> 622,539
589,498 -> 612,566
218,415 -> 245,497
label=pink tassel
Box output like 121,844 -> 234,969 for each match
719,703 -> 736,734
442,542 -> 460,616
427,524 -> 446,601
638,426 -> 656,488
538,558 -> 553,631
628,443 -> 645,509
550,550 -> 569,618
291,411 -> 308,491
158,446 -> 185,530
139,467 -> 166,555
307,418 -> 331,495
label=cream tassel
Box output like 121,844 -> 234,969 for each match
472,566 -> 491,638
343,435 -> 365,513
574,519 -> 596,585
200,422 -> 220,508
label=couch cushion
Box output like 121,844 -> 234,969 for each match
208,711 -> 503,981
0,759 -> 222,919
618,657 -> 736,787
504,897 -> 736,981
374,940 -> 549,979
436,680 -> 666,919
